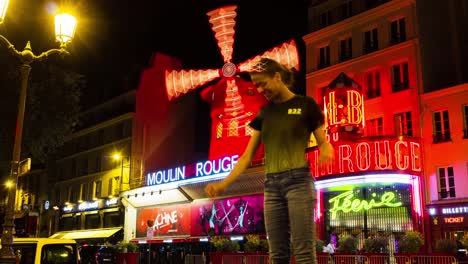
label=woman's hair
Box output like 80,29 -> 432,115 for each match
252,58 -> 296,88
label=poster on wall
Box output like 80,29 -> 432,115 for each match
191,194 -> 265,236
136,204 -> 191,238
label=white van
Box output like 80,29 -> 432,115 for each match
1,238 -> 80,264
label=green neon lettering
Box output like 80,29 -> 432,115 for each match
329,190 -> 402,219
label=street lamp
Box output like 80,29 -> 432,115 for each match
0,1 -> 77,262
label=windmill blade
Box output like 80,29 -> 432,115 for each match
207,5 -> 237,63
238,40 -> 300,72
165,69 -> 221,100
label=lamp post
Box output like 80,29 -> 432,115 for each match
0,1 -> 77,262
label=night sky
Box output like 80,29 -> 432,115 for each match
1,0 -> 309,104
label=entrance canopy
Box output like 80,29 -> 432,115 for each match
50,227 -> 123,240
121,165 -> 266,207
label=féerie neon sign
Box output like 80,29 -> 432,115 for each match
147,155 -> 239,186
329,190 -> 402,219
308,137 -> 422,176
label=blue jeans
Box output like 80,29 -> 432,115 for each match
264,167 -> 317,264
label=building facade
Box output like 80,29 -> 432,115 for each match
422,84 -> 468,249
305,0 -> 468,251
43,90 -> 139,243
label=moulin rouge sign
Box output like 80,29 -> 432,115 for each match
308,137 -> 422,177
146,155 -> 239,186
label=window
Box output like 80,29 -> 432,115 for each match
42,244 -> 78,264
391,62 -> 409,92
319,46 -> 330,69
438,166 -> 455,199
81,183 -> 89,201
85,213 -> 100,229
108,178 -> 113,196
394,112 -> 413,136
433,110 -> 451,142
339,1 -> 353,19
71,159 -> 76,178
463,105 -> 468,138
94,180 -> 102,198
319,10 -> 332,28
364,28 -> 378,54
390,18 -> 406,45
367,117 -> 383,136
104,211 -> 121,228
228,120 -> 239,137
365,71 -> 381,98
339,38 -> 353,62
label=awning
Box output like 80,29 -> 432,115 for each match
121,166 -> 266,207
49,227 -> 123,240
179,165 -> 266,200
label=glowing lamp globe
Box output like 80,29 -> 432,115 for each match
0,0 -> 9,24
55,13 -> 77,44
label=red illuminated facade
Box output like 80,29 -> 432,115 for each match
305,0 -> 468,252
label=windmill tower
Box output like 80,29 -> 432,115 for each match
165,5 -> 300,161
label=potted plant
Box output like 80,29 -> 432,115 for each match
316,239 -> 325,253
209,236 -> 241,264
363,237 -> 388,253
115,241 -> 140,264
337,235 -> 358,253
461,233 -> 468,249
397,231 -> 424,254
244,234 -> 262,253
434,239 -> 458,254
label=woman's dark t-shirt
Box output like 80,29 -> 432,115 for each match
249,95 -> 324,174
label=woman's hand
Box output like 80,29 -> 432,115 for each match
205,181 -> 228,197
318,142 -> 335,168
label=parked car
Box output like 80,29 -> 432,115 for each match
1,238 -> 80,264
79,244 -> 117,264
95,246 -> 118,263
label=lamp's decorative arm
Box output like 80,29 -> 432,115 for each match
0,34 -> 21,59
35,48 -> 69,61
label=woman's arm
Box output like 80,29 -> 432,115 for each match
205,130 -> 262,197
313,124 -> 335,167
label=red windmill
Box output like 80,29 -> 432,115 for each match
165,5 -> 300,161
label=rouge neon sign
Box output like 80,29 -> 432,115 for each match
308,137 -> 422,176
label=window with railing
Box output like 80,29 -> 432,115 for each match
391,62 -> 409,92
81,183 -> 89,201
433,110 -> 451,143
390,18 -> 406,45
394,111 -> 413,136
365,71 -> 381,99
463,105 -> 468,139
94,180 -> 102,199
339,1 -> 353,19
363,28 -> 379,54
367,117 -> 383,136
438,166 -> 456,199
319,45 -> 330,69
319,10 -> 332,28
339,38 -> 353,62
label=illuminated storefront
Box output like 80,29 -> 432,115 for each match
427,204 -> 468,245
50,198 -> 124,243
307,136 -> 424,241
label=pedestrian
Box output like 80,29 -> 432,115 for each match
205,58 -> 335,264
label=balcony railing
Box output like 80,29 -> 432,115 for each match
433,131 -> 452,143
